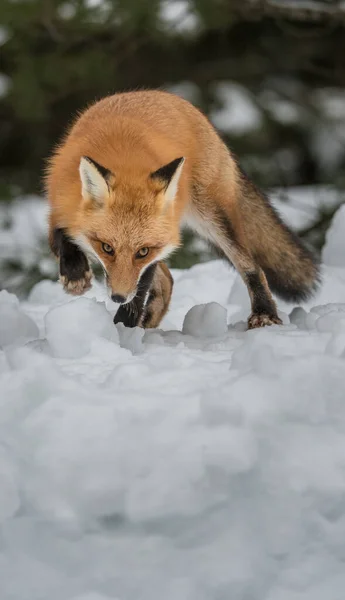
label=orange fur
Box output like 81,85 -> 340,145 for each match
46,90 -> 319,328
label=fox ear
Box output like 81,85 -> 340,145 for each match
79,156 -> 113,206
150,157 -> 185,206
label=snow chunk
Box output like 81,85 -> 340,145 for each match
289,306 -> 309,329
316,312 -> 345,333
322,204 -> 345,267
70,595 -> 118,600
0,291 -> 38,347
326,330 -> 345,358
0,289 -> 19,306
0,449 -> 19,521
116,322 -> 145,354
28,279 -> 68,304
45,297 -> 118,358
3,259 -> 345,598
182,302 -> 227,338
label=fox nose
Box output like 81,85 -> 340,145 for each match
111,293 -> 126,304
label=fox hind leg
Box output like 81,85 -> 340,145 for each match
186,203 -> 282,329
244,271 -> 282,329
221,243 -> 282,329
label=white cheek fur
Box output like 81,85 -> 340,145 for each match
74,234 -> 107,273
74,236 -> 177,301
137,244 -> 176,281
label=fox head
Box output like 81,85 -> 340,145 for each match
73,155 -> 185,304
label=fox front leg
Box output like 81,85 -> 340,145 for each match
114,262 -> 173,329
139,262 -> 173,328
113,263 -> 157,328
50,227 -> 92,295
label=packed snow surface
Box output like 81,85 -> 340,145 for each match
2,212 -> 345,599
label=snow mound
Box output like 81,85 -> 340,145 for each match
45,297 -> 119,358
322,203 -> 345,267
182,302 -> 228,337
2,259 -> 345,599
0,290 -> 38,347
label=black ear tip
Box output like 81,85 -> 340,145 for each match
81,156 -> 111,180
81,156 -> 95,166
151,156 -> 185,184
171,157 -> 185,169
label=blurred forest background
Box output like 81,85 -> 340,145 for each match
1,0 -> 345,296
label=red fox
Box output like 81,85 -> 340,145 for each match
46,90 -> 320,329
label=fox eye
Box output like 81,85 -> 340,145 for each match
136,247 -> 149,259
101,242 -> 114,255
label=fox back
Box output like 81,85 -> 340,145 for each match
46,89 -> 319,310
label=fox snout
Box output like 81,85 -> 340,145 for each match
111,293 -> 126,304
110,290 -> 137,305
109,263 -> 159,306
105,266 -> 139,305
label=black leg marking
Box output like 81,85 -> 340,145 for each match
214,205 -> 237,245
245,272 -> 278,317
113,263 -> 157,328
52,227 -> 92,295
52,228 -> 90,281
113,299 -> 142,328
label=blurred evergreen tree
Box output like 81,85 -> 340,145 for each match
1,0 -> 345,193
0,0 -> 345,291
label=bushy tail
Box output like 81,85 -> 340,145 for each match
239,172 -> 321,303
257,219 -> 321,303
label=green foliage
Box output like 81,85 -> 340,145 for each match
0,0 -> 345,294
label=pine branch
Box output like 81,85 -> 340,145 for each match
232,0 -> 345,24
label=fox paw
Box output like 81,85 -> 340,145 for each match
59,270 -> 93,296
247,313 -> 283,330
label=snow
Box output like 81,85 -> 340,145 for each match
45,298 -> 119,359
322,204 -> 345,267
0,195 -> 50,268
0,195 -> 57,294
182,302 -> 228,338
0,26 -> 10,47
165,81 -> 200,105
0,290 -> 38,346
271,185 -> 344,233
315,88 -> 345,122
210,82 -> 263,135
1,204 -> 345,599
0,73 -> 10,98
58,3 -> 77,19
159,0 -> 200,33
259,89 -> 301,125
